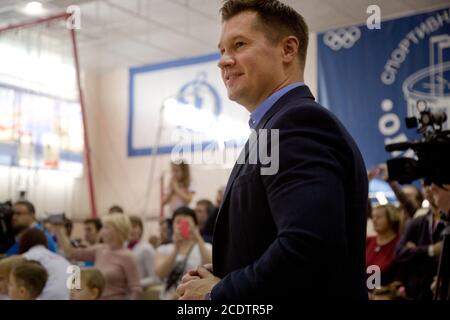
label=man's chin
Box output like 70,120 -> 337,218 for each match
226,90 -> 242,104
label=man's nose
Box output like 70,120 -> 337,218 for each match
218,54 -> 234,69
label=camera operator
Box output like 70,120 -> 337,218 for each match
394,181 -> 447,300
4,200 -> 57,256
0,201 -> 15,255
370,164 -> 423,232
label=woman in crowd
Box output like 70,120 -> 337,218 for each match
54,213 -> 142,300
366,204 -> 400,285
155,207 -> 212,300
128,215 -> 159,289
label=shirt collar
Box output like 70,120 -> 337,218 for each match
249,82 -> 304,129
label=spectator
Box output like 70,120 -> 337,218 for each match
195,199 -> 214,243
0,256 -> 25,300
366,204 -> 400,285
159,219 -> 171,246
5,201 -> 57,256
63,217 -> 82,248
19,228 -> 71,300
54,213 -> 142,300
375,164 -> 424,232
201,186 -> 225,243
70,268 -> 105,300
394,182 -> 447,300
162,160 -> 195,221
128,216 -> 159,289
155,207 -> 212,300
148,235 -> 160,249
84,218 -> 103,246
149,219 -> 171,250
8,260 -> 47,300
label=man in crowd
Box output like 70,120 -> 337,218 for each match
5,200 -> 57,256
177,0 -> 368,300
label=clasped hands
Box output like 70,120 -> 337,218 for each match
176,264 -> 220,300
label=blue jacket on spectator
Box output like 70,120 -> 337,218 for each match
5,223 -> 58,256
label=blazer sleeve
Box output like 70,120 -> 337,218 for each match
211,107 -> 351,299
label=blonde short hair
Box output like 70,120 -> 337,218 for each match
102,213 -> 131,243
0,256 -> 26,278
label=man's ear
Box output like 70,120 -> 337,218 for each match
90,287 -> 100,300
281,36 -> 299,63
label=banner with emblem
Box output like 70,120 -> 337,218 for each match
317,7 -> 450,170
128,53 -> 250,158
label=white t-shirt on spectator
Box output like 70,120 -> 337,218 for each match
23,245 -> 71,300
131,241 -> 160,288
157,242 -> 212,300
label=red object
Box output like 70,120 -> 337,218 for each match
366,235 -> 399,273
0,13 -> 71,33
70,27 -> 97,218
179,218 -> 190,240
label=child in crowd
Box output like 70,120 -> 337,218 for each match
0,256 -> 25,299
70,268 -> 106,300
8,260 -> 48,300
162,161 -> 194,219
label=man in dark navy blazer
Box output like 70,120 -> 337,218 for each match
177,0 -> 368,300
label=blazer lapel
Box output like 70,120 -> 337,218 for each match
214,85 -> 315,226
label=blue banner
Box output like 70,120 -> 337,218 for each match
318,7 -> 450,170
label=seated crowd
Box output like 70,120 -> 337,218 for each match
0,182 -> 222,300
0,159 -> 449,300
366,164 -> 449,300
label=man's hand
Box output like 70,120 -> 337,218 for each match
181,264 -> 213,284
190,223 -> 203,243
377,164 -> 389,182
406,241 -> 417,249
176,266 -> 220,300
433,242 -> 443,256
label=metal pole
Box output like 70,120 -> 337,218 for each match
69,27 -> 98,218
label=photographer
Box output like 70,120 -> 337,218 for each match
369,164 -> 423,232
155,207 -> 211,300
394,182 -> 447,300
5,201 -> 57,256
0,201 -> 15,254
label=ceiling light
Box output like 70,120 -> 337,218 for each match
24,1 -> 44,16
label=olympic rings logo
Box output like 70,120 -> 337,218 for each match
323,27 -> 361,51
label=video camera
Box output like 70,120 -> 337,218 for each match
0,201 -> 15,254
385,100 -> 450,185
